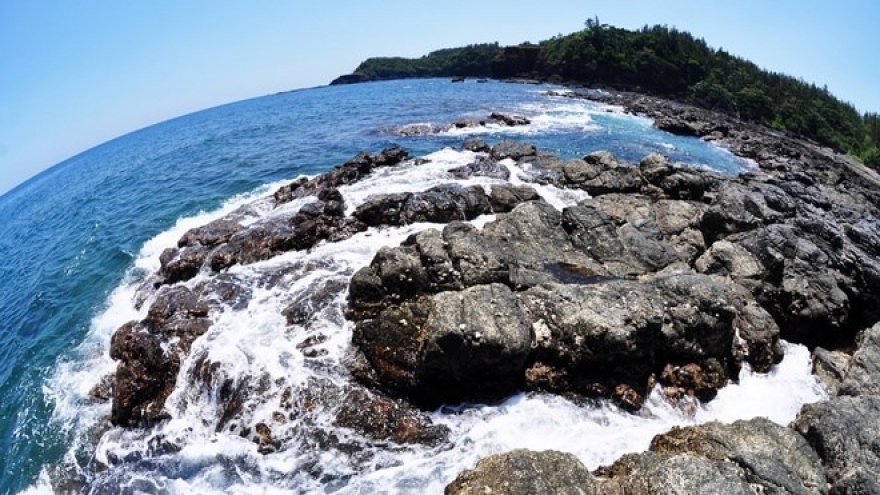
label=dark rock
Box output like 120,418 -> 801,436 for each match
334,389 -> 448,445
178,219 -> 244,248
733,224 -> 851,343
490,140 -> 537,161
158,246 -> 209,285
566,151 -> 644,196
488,184 -> 541,213
650,418 -> 827,494
352,284 -> 531,406
394,124 -> 434,136
109,322 -> 176,426
839,322 -> 880,397
109,285 -> 215,427
488,112 -> 531,126
461,138 -> 489,153
448,158 -> 510,180
446,449 -> 598,495
794,396 -> 880,494
354,184 -> 491,227
812,347 -> 850,395
700,182 -> 794,242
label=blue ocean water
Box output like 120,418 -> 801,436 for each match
0,79 -> 752,493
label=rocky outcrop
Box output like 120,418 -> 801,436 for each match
446,449 -> 598,495
102,87 -> 880,493
447,291 -> 880,494
391,113 -> 531,136
447,418 -> 826,495
154,147 -> 411,289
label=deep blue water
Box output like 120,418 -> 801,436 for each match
0,79 -> 749,493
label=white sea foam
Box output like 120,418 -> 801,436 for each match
37,147 -> 828,494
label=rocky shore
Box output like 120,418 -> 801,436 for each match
97,91 -> 880,493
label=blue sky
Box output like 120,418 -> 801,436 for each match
1,1 -> 878,197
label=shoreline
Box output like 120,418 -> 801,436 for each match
63,86 -> 880,493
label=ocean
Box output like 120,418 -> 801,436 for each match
0,79 -> 825,494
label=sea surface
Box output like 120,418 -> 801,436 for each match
0,79 -> 826,494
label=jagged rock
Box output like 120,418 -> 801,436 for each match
178,218 -> 244,248
488,184 -> 541,212
273,146 -> 409,206
565,151 -> 643,196
334,389 -> 448,445
446,450 -> 598,495
394,123 -> 434,136
352,284 -> 531,406
450,418 -> 826,495
353,184 -> 491,227
109,285 -> 214,426
732,224 -> 851,344
490,140 -> 536,161
839,322 -> 880,397
461,138 -> 489,152
488,112 -> 530,126
795,396 -> 880,494
650,418 -> 827,494
812,347 -> 850,395
448,157 -> 510,180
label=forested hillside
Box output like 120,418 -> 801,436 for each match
332,21 -> 879,168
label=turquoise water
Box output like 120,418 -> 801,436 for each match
0,79 -> 751,493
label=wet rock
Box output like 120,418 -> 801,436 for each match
273,146 -> 410,206
352,284 -> 531,406
489,140 -> 536,161
353,184 -> 491,227
158,246 -> 209,285
109,285 -> 214,427
334,389 -> 448,445
394,123 -> 434,136
253,422 -> 281,455
448,157 -> 510,180
461,138 -> 489,153
446,449 -> 598,495
109,322 -> 176,426
178,218 -> 244,248
488,184 -> 541,213
488,112 -> 530,126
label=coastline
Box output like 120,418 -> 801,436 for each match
58,84 -> 880,493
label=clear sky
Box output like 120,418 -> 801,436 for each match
1,1 -> 878,197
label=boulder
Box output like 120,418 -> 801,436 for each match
352,284 -> 531,406
354,184 -> 491,227
839,322 -> 880,397
334,389 -> 448,445
651,418 -> 827,494
448,158 -> 510,180
446,450 -> 598,495
794,397 -> 880,494
490,140 -> 537,161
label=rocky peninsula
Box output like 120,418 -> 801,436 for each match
95,91 -> 880,494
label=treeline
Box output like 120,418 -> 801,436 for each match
536,22 -> 879,167
333,23 -> 879,168
345,43 -> 501,81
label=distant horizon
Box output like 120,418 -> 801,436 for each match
2,0 -> 878,198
